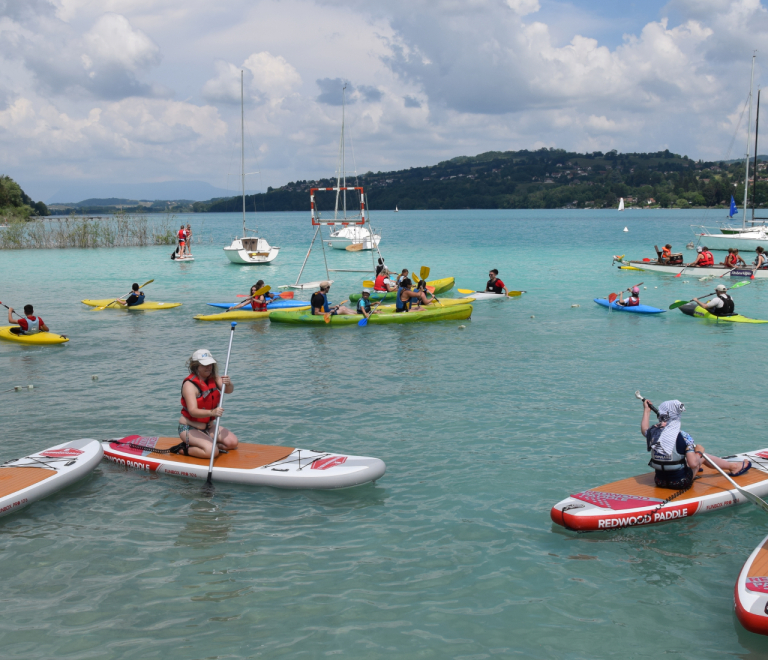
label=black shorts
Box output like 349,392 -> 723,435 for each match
654,467 -> 693,490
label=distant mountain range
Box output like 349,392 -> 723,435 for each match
46,181 -> 260,204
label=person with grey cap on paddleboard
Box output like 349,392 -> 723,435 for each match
640,398 -> 749,490
177,349 -> 238,458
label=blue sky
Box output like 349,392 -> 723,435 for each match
1,0 -> 766,201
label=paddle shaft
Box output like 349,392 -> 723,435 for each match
0,301 -> 21,318
703,453 -> 768,515
668,280 -> 749,310
97,279 -> 154,310
206,322 -> 237,487
634,391 -> 659,415
358,298 -> 385,326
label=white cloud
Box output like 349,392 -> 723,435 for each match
82,13 -> 161,73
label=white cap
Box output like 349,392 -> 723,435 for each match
715,284 -> 727,293
362,288 -> 371,294
696,247 -> 702,252
192,349 -> 216,365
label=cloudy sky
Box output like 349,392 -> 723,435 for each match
2,0 -> 768,201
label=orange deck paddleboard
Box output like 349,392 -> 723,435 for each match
551,448 -> 768,531
735,533 -> 768,636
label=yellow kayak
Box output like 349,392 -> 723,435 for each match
0,326 -> 69,345
195,306 -> 310,321
349,277 -> 455,302
270,304 -> 472,326
81,299 -> 182,310
377,297 -> 473,311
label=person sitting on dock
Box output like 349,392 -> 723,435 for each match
374,269 -> 397,292
7,304 -> 49,336
357,289 -> 379,319
226,281 -> 276,313
177,349 -> 238,458
395,278 -> 430,312
486,269 -> 508,295
311,282 -> 356,316
640,398 -> 750,490
692,284 -> 735,316
722,248 -> 746,268
616,286 -> 640,307
754,247 -> 768,271
117,283 -> 145,307
689,246 -> 714,268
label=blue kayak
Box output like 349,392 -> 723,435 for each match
593,298 -> 666,314
208,299 -> 311,310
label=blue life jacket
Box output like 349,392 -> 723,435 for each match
126,292 -> 145,307
357,298 -> 371,314
395,287 -> 409,312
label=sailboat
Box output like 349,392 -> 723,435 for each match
324,88 -> 381,251
618,198 -> 624,212
395,205 -> 399,213
223,71 -> 279,265
694,54 -> 768,249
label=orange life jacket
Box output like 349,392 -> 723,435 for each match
699,251 -> 714,267
662,247 -> 671,258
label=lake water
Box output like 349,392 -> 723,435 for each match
2,208 -> 768,659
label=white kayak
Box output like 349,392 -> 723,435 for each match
552,447 -> 768,531
102,436 -> 385,489
0,439 -> 102,518
735,533 -> 768,635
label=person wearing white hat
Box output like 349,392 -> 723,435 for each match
688,245 -> 714,268
177,349 -> 238,458
356,289 -> 378,320
640,398 -> 749,490
692,284 -> 735,317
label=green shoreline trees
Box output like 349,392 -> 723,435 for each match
0,175 -> 48,220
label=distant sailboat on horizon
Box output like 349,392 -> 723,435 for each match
395,205 -> 399,212
618,198 -> 625,212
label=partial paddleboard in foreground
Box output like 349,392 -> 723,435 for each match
0,439 -> 102,518
103,436 -> 385,489
551,448 -> 768,531
735,533 -> 768,635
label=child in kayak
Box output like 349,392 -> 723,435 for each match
178,349 -> 238,458
117,283 -> 145,307
640,398 -> 750,489
356,289 -> 377,319
7,304 -> 50,336
226,281 -> 277,313
616,286 -> 640,307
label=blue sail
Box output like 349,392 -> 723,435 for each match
730,195 -> 739,218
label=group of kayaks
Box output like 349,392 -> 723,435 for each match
551,447 -> 768,636
593,298 -> 768,323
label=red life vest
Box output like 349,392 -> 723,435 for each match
250,296 -> 268,312
625,296 -> 640,307
180,374 -> 220,424
178,229 -> 186,241
374,275 -> 388,291
699,251 -> 714,266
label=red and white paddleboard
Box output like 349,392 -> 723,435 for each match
0,439 -> 102,518
551,448 -> 768,532
735,534 -> 768,635
102,436 -> 385,489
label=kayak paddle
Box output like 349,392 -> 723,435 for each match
358,299 -> 385,327
413,273 -> 441,307
324,300 -> 347,324
236,291 -> 293,299
0,301 -> 21,318
95,279 -> 154,311
668,280 -> 749,310
634,390 -> 659,415
225,286 -> 270,313
363,280 -> 375,288
419,266 -> 430,281
703,453 -> 768,515
456,288 -> 525,297
205,321 -> 236,492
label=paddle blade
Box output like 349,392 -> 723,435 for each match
358,316 -> 369,326
324,312 -> 331,324
278,291 -> 294,299
457,289 -> 476,294
253,285 -> 270,296
730,281 -> 750,289
508,291 -> 525,297
608,293 -> 618,304
420,266 -> 430,281
675,273 -> 682,278
668,300 -> 689,310
363,280 -> 375,288
346,243 -> 364,251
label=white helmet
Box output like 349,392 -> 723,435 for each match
715,284 -> 727,293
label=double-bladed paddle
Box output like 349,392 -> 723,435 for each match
456,288 -> 525,297
95,279 -> 154,311
668,280 -> 749,310
703,454 -> 768,515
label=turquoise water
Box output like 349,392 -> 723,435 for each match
2,209 -> 768,658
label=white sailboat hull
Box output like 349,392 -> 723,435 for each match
694,230 -> 768,252
325,226 -> 381,251
224,238 -> 279,265
626,260 -> 768,278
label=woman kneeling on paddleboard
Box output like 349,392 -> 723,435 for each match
178,349 -> 238,458
640,399 -> 749,489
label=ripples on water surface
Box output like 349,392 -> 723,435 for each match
2,209 -> 768,658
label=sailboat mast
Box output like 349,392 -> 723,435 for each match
743,53 -> 756,229
753,89 -> 761,223
342,86 -> 347,218
334,85 -> 345,220
241,70 -> 246,237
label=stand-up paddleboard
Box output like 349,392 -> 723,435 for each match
0,326 -> 69,345
207,300 -> 311,310
0,439 -> 102,518
735,533 -> 768,635
102,436 -> 385,489
551,448 -> 768,531
594,299 -> 666,314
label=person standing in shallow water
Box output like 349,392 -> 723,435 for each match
178,349 -> 238,458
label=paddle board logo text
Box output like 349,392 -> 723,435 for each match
104,453 -> 159,472
596,506 -> 690,528
312,456 -> 347,470
40,448 -> 84,458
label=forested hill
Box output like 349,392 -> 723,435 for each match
194,148 -> 768,213
0,176 -> 48,219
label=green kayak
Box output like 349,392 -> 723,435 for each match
269,303 -> 472,326
675,301 -> 768,324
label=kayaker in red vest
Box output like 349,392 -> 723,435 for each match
227,280 -> 276,313
721,248 -> 746,268
374,269 -> 397,292
177,349 -> 238,458
689,246 -> 714,267
177,225 -> 186,257
616,286 -> 640,307
7,304 -> 50,336
661,244 -> 672,262
486,269 -> 508,295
